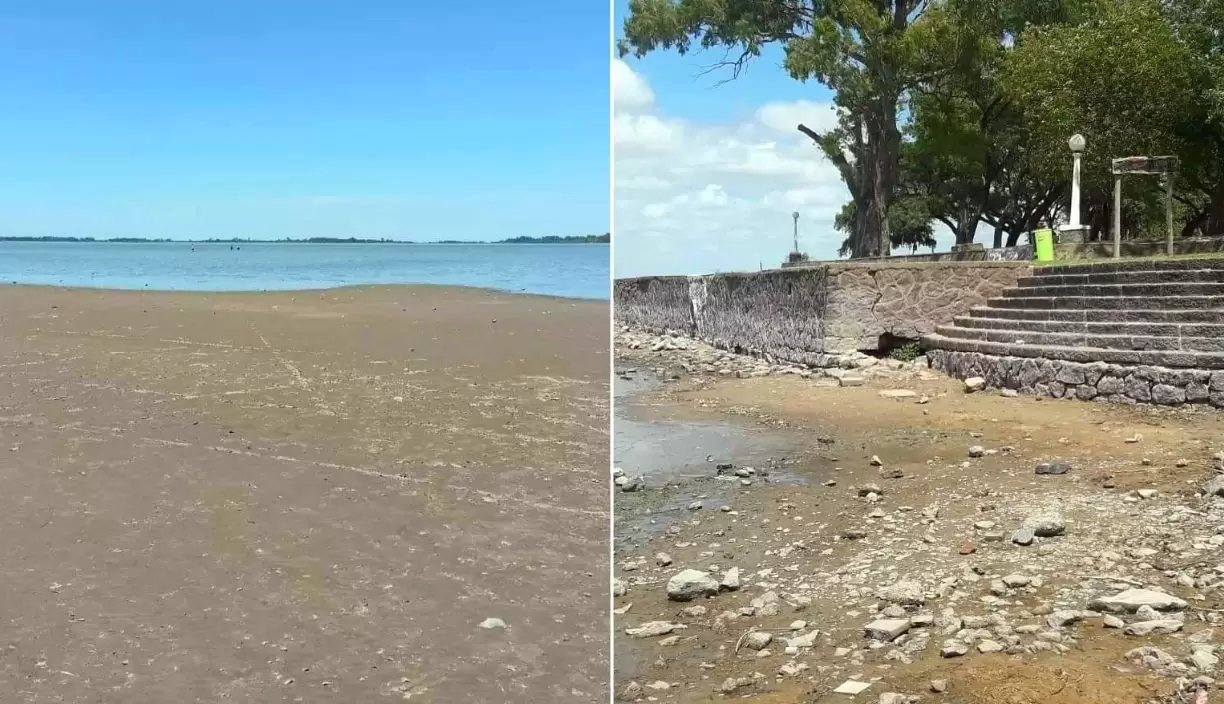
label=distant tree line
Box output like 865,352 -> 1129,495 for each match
621,0 -> 1224,256
0,233 -> 610,244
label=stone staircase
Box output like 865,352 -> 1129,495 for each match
921,259 -> 1224,405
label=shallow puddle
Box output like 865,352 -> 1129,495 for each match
614,372 -> 797,483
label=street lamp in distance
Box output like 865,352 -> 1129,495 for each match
792,211 -> 800,254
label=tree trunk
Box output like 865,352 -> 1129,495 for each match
855,96 -> 900,258
1205,181 -> 1224,237
1183,208 -> 1207,238
992,225 -> 1003,249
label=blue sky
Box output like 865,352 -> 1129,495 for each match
0,1 -> 608,241
613,2 -> 951,278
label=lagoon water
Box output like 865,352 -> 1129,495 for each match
0,242 -> 609,299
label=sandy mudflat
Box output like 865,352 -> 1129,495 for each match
0,284 -> 609,702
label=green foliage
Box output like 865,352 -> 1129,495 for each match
621,0 -> 1224,253
835,197 -> 936,257
620,0 -> 945,258
889,342 -> 923,362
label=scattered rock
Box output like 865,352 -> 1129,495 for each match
719,676 -> 753,693
1204,475 -> 1224,497
1022,505 -> 1066,537
625,621 -> 681,638
1035,461 -> 1071,475
666,569 -> 720,601
964,377 -> 986,393
977,639 -> 1004,653
720,567 -> 741,592
478,617 -> 507,630
743,631 -> 773,650
832,680 -> 872,695
619,476 -> 644,492
1046,610 -> 1085,628
968,445 -> 986,458
877,579 -> 925,606
1123,620 -> 1183,636
941,640 -> 969,657
930,679 -> 948,693
1088,588 -> 1188,614
1002,573 -> 1032,588
1011,526 -> 1035,546
865,618 -> 911,642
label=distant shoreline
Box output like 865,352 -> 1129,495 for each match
0,235 -> 610,245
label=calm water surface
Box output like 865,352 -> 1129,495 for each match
0,242 -> 609,299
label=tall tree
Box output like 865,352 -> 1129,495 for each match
1004,0 -> 1198,240
834,196 -> 936,256
1164,0 -> 1224,236
901,0 -> 1089,247
618,0 -> 949,259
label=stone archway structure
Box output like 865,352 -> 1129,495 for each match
1111,156 -> 1179,257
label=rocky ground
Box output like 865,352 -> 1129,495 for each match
614,326 -> 1224,704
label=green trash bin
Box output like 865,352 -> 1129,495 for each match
1033,228 -> 1055,262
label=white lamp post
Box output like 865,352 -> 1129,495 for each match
792,211 -> 800,253
1068,134 -> 1085,227
1059,134 -> 1088,243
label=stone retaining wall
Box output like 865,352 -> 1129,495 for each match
613,276 -> 694,335
614,262 -> 1030,366
929,349 -> 1224,407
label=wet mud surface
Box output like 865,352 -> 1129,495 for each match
0,285 -> 610,703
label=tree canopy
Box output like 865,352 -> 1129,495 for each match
620,0 -> 1224,256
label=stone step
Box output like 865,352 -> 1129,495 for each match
964,306 -> 1224,323
1032,258 -> 1224,277
1019,268 -> 1224,287
1004,282 -> 1224,298
934,324 -> 1224,353
951,315 -> 1224,338
989,295 -> 1224,310
920,333 -> 1224,369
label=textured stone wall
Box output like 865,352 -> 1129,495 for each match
613,262 -> 1029,366
691,269 -> 829,366
930,349 -> 1224,407
823,264 -> 1030,353
612,276 -> 694,335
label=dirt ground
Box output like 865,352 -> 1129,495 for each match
615,336 -> 1224,704
0,284 -> 609,703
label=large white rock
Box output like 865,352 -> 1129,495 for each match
719,567 -> 741,591
1123,620 -> 1183,636
666,569 -> 719,601
864,619 -> 911,642
1088,588 -> 1188,614
625,621 -> 681,638
876,579 -> 925,606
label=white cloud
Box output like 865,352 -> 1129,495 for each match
613,59 -> 853,277
612,58 -> 655,112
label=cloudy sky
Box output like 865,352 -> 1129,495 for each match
613,4 -> 955,278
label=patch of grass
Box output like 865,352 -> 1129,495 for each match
889,343 -> 923,363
